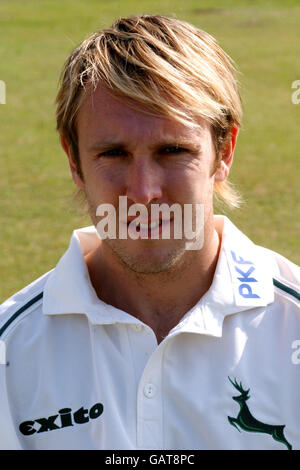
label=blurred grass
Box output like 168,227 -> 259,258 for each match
0,0 -> 299,302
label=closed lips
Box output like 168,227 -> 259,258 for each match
128,220 -> 160,229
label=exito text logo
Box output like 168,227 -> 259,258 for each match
19,402 -> 104,435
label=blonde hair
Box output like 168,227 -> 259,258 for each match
56,14 -> 243,208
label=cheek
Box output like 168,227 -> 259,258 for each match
170,164 -> 214,199
85,162 -> 126,195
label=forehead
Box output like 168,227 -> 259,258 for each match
76,84 -> 210,145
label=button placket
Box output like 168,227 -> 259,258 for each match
137,341 -> 167,448
127,324 -> 157,389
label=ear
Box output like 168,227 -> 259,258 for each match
214,126 -> 239,182
60,135 -> 85,189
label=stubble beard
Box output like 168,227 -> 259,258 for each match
102,235 -> 189,276
86,194 -> 201,279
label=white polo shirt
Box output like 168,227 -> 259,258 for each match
0,216 -> 299,450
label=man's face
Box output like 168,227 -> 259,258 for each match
66,85 -> 230,274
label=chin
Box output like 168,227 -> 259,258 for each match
105,238 -> 188,274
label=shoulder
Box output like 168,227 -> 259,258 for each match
0,270 -> 53,340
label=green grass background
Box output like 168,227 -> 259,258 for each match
0,0 -> 299,302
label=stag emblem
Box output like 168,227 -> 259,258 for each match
228,377 -> 292,450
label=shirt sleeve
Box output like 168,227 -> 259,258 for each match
0,363 -> 22,449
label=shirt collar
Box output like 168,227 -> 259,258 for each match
43,226 -> 140,326
43,216 -> 275,336
170,215 -> 275,337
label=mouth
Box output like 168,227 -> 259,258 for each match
127,219 -> 162,231
125,218 -> 173,238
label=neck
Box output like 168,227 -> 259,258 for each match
85,216 -> 222,344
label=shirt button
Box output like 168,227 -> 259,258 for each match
133,324 -> 143,331
143,383 -> 157,398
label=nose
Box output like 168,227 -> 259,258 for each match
125,157 -> 163,205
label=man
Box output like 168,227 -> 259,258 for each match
0,15 -> 299,450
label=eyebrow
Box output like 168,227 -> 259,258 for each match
87,138 -> 203,154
